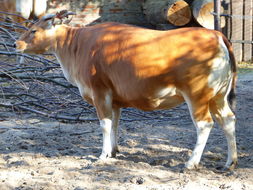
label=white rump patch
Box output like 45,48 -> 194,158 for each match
208,36 -> 232,95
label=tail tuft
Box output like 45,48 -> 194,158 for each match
228,83 -> 236,111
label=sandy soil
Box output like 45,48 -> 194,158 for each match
0,71 -> 252,190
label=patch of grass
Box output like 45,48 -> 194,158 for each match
237,62 -> 253,74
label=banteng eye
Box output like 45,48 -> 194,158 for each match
31,30 -> 37,34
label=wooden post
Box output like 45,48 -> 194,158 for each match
214,0 -> 221,31
231,0 -> 243,62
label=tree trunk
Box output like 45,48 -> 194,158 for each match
192,0 -> 225,29
143,0 -> 192,26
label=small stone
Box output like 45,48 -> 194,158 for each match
130,176 -> 145,185
47,172 -> 54,175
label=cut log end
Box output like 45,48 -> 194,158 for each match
166,1 -> 192,26
143,0 -> 192,27
192,0 -> 225,29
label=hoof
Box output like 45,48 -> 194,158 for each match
225,161 -> 238,170
180,166 -> 201,173
215,161 -> 237,174
99,153 -> 110,160
215,167 -> 235,175
99,149 -> 118,160
217,160 -> 238,172
185,162 -> 199,170
115,146 -> 120,153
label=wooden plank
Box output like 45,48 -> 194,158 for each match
231,0 -> 243,62
214,0 -> 221,31
243,0 -> 253,62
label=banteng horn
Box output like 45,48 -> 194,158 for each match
42,14 -> 56,21
55,10 -> 76,24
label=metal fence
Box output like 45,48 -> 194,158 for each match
214,0 -> 253,62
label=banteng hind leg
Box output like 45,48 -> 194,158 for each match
182,93 -> 214,169
210,94 -> 237,170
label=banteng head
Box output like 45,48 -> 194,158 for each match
15,10 -> 76,54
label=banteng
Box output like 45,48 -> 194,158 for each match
15,11 -> 238,170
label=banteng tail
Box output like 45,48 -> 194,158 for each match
222,34 -> 237,111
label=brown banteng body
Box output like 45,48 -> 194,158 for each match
16,12 -> 237,170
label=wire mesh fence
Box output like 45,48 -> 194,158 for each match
218,0 -> 253,62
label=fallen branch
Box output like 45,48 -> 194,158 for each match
0,11 -> 29,21
0,27 -> 16,40
0,103 -> 98,122
0,51 -> 57,65
0,72 -> 73,88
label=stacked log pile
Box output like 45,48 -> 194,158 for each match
143,0 -> 225,30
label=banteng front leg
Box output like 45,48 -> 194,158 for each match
112,108 -> 121,153
93,91 -> 120,159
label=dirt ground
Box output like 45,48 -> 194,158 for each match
0,70 -> 252,190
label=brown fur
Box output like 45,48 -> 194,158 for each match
16,20 -> 238,169
16,21 -> 235,121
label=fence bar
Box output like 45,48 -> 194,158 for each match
214,0 -> 221,31
230,40 -> 253,44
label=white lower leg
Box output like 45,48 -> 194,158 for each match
215,101 -> 238,169
99,118 -> 116,159
223,116 -> 237,168
186,121 -> 213,169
